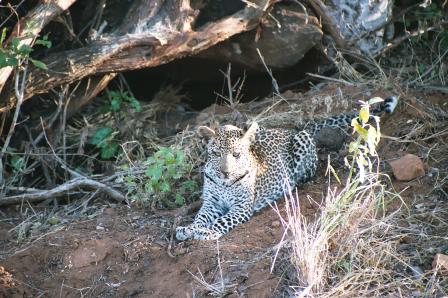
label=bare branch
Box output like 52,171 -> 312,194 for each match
0,177 -> 125,206
0,64 -> 28,189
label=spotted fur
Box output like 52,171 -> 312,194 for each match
176,96 -> 398,240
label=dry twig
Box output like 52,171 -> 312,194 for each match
0,64 -> 28,189
0,177 -> 125,206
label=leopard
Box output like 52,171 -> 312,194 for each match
176,96 -> 398,241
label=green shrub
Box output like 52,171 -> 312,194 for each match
124,146 -> 198,207
89,90 -> 141,159
0,28 -> 51,69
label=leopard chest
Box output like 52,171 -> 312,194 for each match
203,175 -> 257,206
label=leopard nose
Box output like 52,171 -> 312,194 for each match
221,170 -> 230,179
220,157 -> 231,179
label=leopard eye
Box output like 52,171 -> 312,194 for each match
233,152 -> 240,158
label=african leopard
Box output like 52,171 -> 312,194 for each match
176,97 -> 398,240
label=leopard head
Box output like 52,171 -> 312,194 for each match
198,122 -> 258,187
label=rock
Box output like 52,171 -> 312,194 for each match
433,253 -> 448,275
326,0 -> 394,53
388,154 -> 425,181
314,127 -> 347,151
197,3 -> 323,72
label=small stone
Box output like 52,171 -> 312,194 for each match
388,154 -> 425,181
271,221 -> 281,228
432,253 -> 448,275
314,127 -> 347,151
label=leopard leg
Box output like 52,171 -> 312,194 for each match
191,202 -> 254,240
292,131 -> 318,183
176,195 -> 226,241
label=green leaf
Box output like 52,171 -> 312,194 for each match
108,90 -> 119,99
417,63 -> 425,74
166,164 -> 177,175
175,194 -> 185,206
146,156 -> 156,164
11,37 -> 20,49
159,147 -> 170,155
101,142 -> 119,159
182,180 -> 197,192
35,35 -> 52,48
10,156 -> 25,171
0,53 -> 7,68
160,181 -> 171,193
30,58 -> 47,70
18,44 -> 33,55
124,176 -> 136,185
90,127 -> 113,145
144,182 -> 154,194
110,97 -> 121,111
4,55 -> 18,67
146,165 -> 163,181
1,28 -> 7,45
176,151 -> 185,163
165,152 -> 175,164
130,98 -> 141,112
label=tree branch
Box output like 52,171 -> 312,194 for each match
0,177 -> 125,206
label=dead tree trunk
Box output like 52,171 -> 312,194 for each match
0,0 -> 276,113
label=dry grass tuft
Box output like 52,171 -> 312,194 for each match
273,172 -> 447,297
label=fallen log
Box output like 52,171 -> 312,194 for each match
0,0 -> 276,113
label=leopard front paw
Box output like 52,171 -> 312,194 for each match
176,226 -> 194,241
192,227 -> 223,240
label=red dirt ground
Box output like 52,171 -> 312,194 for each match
1,86 -> 447,297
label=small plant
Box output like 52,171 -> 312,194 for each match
345,97 -> 384,183
89,126 -> 119,159
124,146 -> 197,207
105,89 -> 141,113
0,28 -> 51,69
89,89 -> 141,159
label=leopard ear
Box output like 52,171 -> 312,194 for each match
198,126 -> 216,139
242,122 -> 259,143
